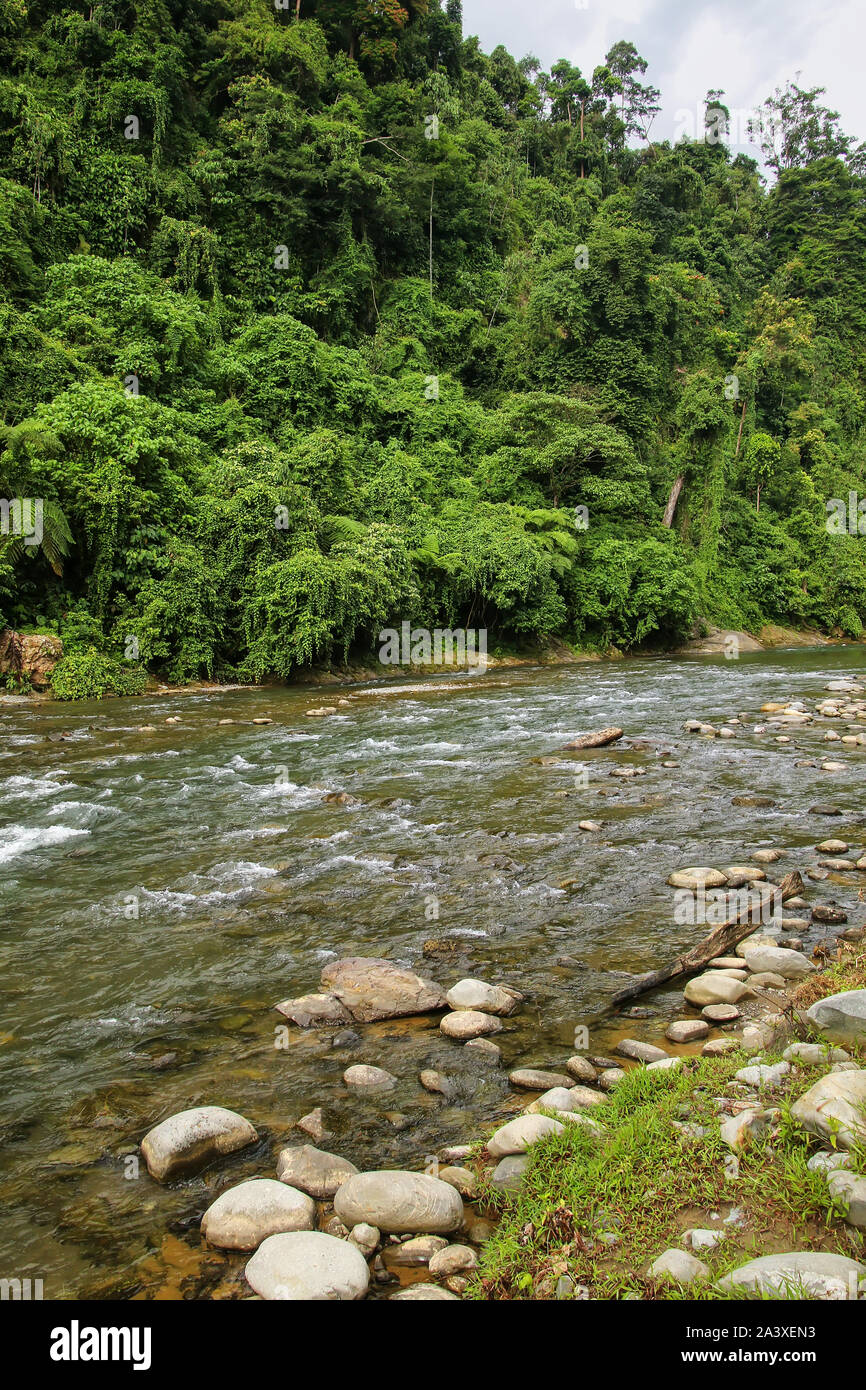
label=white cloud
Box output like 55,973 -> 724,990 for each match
460,0 -> 865,153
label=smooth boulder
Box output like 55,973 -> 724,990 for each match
445,978 -> 522,1015
440,1010 -> 502,1039
683,974 -> 749,1006
334,1171 -> 463,1234
320,956 -> 446,1022
141,1106 -> 257,1182
201,1178 -> 315,1250
487,1114 -> 565,1158
741,945 -> 814,979
806,989 -> 866,1044
245,1231 -> 369,1300
790,1071 -> 866,1150
276,1144 -> 359,1199
715,1251 -> 865,1300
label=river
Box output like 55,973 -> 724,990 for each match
1,645 -> 864,1297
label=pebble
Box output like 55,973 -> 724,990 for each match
666,1020 -> 709,1043
343,1064 -> 397,1088
440,1010 -> 503,1039
509,1067 -> 573,1091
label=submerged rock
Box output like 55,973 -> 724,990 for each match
343,1064 -> 397,1088
275,993 -> 351,1027
563,727 -> 623,750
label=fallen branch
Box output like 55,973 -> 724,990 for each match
610,870 -> 804,1007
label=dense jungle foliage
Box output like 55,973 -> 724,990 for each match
2,0 -> 866,694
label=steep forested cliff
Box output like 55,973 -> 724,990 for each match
2,1 -> 866,694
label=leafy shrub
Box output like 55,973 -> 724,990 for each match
50,648 -> 147,701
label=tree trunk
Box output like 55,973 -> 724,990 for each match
662,475 -> 684,528
428,180 -> 434,297
609,871 -> 804,1007
734,399 -> 747,459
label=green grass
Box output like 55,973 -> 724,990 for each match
469,959 -> 866,1300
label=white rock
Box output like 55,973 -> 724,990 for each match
790,1071 -> 866,1150
487,1114 -> 565,1157
440,1010 -> 503,1039
649,1249 -> 709,1282
141,1106 -> 257,1182
719,1109 -> 772,1148
525,1086 -> 575,1113
333,1171 -> 464,1234
734,1061 -> 790,1088
741,945 -> 815,979
201,1178 -> 315,1249
245,1231 -> 370,1300
827,1170 -> 866,1227
784,1043 -> 850,1065
445,978 -> 522,1015
806,989 -> 866,1044
806,1150 -> 851,1174
348,1222 -> 380,1257
684,974 -> 749,1006
684,1228 -> 725,1251
715,1251 -> 866,1300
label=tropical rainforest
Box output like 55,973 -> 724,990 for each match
2,0 -> 866,696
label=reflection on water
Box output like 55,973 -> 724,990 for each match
1,647 -> 864,1296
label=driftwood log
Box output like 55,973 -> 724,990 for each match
610,870 -> 804,1007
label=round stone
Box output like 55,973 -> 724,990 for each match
440,1010 -> 503,1039
245,1231 -> 370,1300
201,1178 -> 315,1250
334,1170 -> 464,1234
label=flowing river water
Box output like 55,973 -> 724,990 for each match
1,645 -> 865,1298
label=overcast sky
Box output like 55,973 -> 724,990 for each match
461,0 -> 862,159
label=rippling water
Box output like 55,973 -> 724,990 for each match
1,646 -> 864,1297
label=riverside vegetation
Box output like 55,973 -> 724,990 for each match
3,4 -> 866,698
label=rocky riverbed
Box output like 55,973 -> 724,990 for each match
2,647 -> 866,1297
